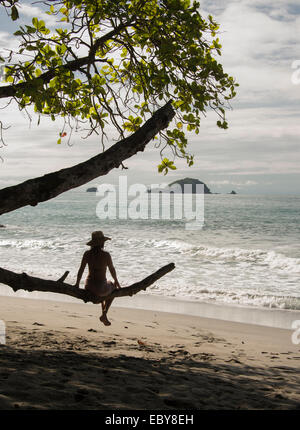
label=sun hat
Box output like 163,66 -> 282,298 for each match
86,231 -> 111,246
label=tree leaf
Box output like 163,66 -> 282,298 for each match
11,5 -> 19,21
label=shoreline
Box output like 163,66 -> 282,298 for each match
115,293 -> 300,330
0,295 -> 300,409
1,289 -> 299,330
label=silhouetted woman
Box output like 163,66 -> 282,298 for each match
75,231 -> 121,326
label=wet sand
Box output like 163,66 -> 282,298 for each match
0,295 -> 299,410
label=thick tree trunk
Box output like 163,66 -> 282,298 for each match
0,101 -> 175,215
0,263 -> 175,304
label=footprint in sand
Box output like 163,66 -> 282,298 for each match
172,349 -> 189,356
226,358 -> 242,364
202,336 -> 217,343
103,340 -> 117,346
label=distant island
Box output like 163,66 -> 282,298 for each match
147,177 -> 212,194
86,178 -> 237,195
169,178 -> 211,194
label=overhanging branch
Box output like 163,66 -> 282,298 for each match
0,20 -> 133,100
0,100 -> 175,215
0,263 -> 175,303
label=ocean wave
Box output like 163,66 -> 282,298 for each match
0,239 -> 68,250
197,289 -> 300,310
149,285 -> 300,310
151,239 -> 300,273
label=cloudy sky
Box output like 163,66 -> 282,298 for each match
0,0 -> 299,194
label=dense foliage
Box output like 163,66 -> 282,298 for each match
0,0 -> 238,173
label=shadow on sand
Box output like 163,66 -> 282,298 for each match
0,343 -> 299,410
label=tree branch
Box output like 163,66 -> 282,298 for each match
0,100 -> 175,215
0,20 -> 133,100
0,263 -> 175,303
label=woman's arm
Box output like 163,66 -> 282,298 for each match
107,253 -> 121,289
74,252 -> 88,287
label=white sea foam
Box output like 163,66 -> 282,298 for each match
3,237 -> 299,274
150,239 -> 300,273
0,239 -> 68,250
147,284 -> 300,310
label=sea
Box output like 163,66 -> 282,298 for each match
1,188 -> 300,328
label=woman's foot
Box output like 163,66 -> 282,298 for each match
100,314 -> 111,326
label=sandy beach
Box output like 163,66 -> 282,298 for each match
0,295 -> 299,410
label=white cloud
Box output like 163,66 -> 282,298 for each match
209,180 -> 258,186
18,3 -> 58,28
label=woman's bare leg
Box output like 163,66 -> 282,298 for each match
99,283 -> 115,326
99,299 -> 114,326
104,298 -> 114,314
